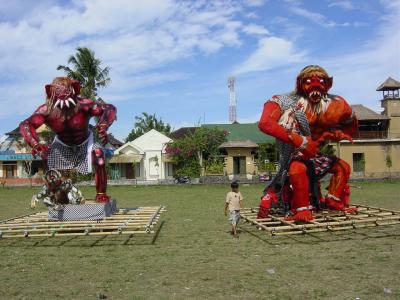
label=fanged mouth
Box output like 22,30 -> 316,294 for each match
308,90 -> 322,101
54,98 -> 76,109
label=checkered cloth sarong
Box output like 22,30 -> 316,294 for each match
312,153 -> 336,177
48,131 -> 101,174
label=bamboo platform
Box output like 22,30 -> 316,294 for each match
240,204 -> 400,236
0,206 -> 166,239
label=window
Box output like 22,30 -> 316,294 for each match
3,162 -> 17,178
134,162 -> 141,178
165,162 -> 174,177
352,153 -> 365,173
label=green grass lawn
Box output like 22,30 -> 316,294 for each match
0,181 -> 399,299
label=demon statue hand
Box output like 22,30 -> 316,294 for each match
257,65 -> 358,222
20,77 -> 117,203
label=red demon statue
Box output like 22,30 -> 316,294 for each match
257,65 -> 358,222
20,77 -> 116,202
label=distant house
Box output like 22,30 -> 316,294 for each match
109,129 -> 174,181
171,123 -> 274,177
333,77 -> 400,178
202,123 -> 274,176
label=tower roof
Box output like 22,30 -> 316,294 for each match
351,104 -> 389,120
376,77 -> 400,91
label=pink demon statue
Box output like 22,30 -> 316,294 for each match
20,77 -> 116,203
257,65 -> 358,222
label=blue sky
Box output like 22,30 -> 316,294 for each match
0,0 -> 399,141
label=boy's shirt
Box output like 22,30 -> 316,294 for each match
226,191 -> 243,211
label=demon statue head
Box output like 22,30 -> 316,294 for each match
45,77 -> 80,114
295,65 -> 333,104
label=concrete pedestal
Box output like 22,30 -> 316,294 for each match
48,199 -> 117,221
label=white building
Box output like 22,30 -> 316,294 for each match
109,129 -> 174,181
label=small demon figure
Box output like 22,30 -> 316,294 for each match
257,65 -> 358,222
20,77 -> 116,202
32,169 -> 85,209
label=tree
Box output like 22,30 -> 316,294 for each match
57,47 -> 111,100
386,152 -> 392,182
126,112 -> 172,142
165,127 -> 227,178
258,142 -> 277,171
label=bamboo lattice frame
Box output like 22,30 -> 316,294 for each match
240,204 -> 400,236
0,206 -> 166,239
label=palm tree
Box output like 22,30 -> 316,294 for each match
57,47 -> 110,100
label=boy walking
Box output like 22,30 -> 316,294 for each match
225,181 -> 243,238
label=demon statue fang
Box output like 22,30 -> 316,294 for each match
257,65 -> 358,222
20,77 -> 117,203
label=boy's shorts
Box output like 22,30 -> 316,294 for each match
229,210 -> 240,225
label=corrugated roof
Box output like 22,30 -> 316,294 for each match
170,127 -> 197,139
219,140 -> 259,148
351,104 -> 390,120
202,123 -> 274,143
376,77 -> 400,91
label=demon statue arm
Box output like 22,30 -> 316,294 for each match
92,101 -> 117,145
259,100 -> 319,159
313,95 -> 358,143
19,105 -> 50,159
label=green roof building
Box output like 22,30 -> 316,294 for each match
201,123 -> 274,143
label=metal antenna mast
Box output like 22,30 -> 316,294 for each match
228,76 -> 237,123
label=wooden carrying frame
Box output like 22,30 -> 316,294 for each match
240,204 -> 400,236
0,206 -> 166,238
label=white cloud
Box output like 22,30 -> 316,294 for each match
323,0 -> 400,110
242,0 -> 268,7
328,1 -> 354,10
244,12 -> 259,19
242,23 -> 269,35
290,6 -> 337,27
0,0 -> 245,118
233,37 -> 306,74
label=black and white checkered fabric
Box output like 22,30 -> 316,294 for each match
267,93 -> 311,190
48,200 -> 117,221
48,132 -> 101,175
312,154 -> 335,177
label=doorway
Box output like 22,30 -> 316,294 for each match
352,153 -> 365,173
233,156 -> 246,175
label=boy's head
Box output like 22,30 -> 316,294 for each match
231,181 -> 239,191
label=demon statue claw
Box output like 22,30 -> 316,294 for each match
20,77 -> 116,203
257,65 -> 358,222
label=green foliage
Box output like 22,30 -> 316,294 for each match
40,130 -> 56,145
126,112 -> 172,142
205,160 -> 224,174
174,158 -> 201,178
319,142 -> 336,156
76,173 -> 93,182
166,127 -> 227,178
257,142 -> 277,171
386,154 -> 392,168
57,47 -> 111,100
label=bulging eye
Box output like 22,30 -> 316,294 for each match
306,79 -> 311,83
319,79 -> 324,83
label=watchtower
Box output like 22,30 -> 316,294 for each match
378,77 -> 400,138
